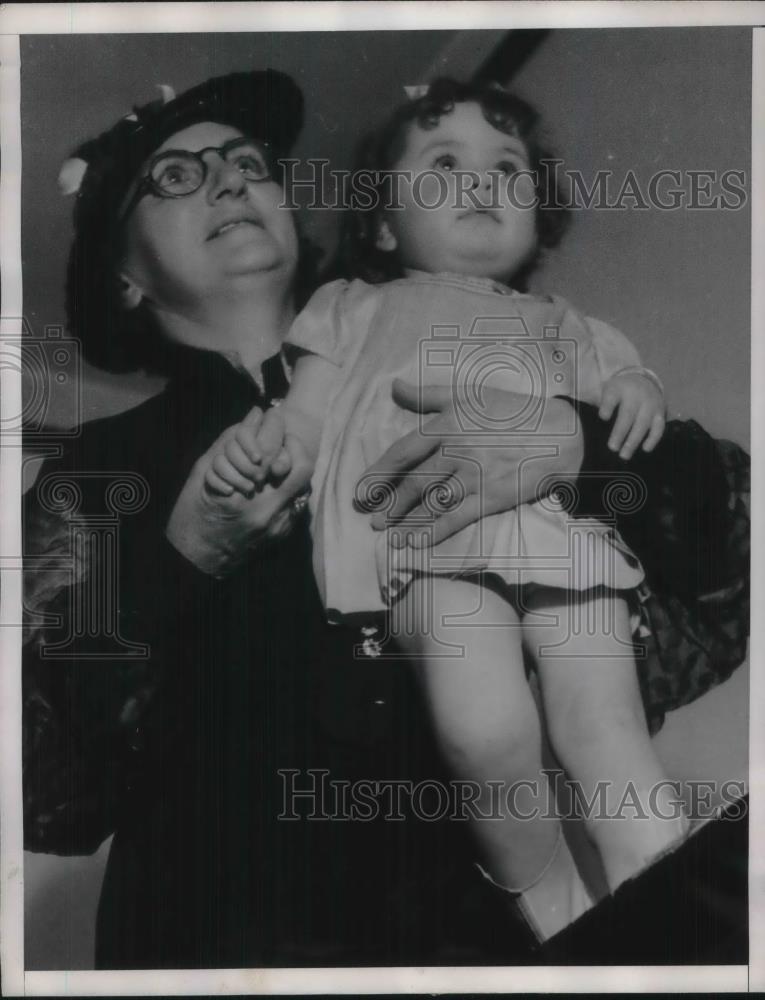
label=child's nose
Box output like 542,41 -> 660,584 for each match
469,170 -> 494,191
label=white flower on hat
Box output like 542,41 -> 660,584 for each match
57,156 -> 88,196
57,82 -> 178,197
156,84 -> 176,104
403,84 -> 429,101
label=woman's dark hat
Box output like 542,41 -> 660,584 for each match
64,69 -> 304,374
65,69 -> 303,220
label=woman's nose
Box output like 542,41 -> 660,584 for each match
206,156 -> 248,201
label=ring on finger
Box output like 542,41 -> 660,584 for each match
291,489 -> 311,514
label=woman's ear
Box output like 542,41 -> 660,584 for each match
118,272 -> 144,311
375,218 -> 398,253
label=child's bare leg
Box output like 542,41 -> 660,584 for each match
523,587 -> 689,890
396,575 -> 593,939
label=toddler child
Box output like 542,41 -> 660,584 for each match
207,79 -> 688,941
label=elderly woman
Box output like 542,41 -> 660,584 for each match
23,69 -> 749,968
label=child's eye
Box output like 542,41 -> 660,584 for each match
495,160 -> 521,177
432,154 -> 457,173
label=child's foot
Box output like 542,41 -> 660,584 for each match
476,827 -> 597,942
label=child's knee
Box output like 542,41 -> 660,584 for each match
545,685 -> 647,764
434,698 -> 542,782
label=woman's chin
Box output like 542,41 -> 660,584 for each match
223,245 -> 293,280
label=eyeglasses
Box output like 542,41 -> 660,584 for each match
120,136 -> 274,219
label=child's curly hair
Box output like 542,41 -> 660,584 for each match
335,78 -> 570,290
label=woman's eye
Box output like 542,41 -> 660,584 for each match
157,163 -> 193,188
432,154 -> 457,173
235,155 -> 259,172
231,152 -> 269,178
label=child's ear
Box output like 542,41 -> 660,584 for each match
117,271 -> 144,311
375,218 -> 398,253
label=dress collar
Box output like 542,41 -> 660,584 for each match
403,268 -> 520,297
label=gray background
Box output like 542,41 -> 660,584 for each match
21,27 -> 750,969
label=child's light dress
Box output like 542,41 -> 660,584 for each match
286,272 -> 645,623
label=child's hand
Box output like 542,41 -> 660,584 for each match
203,406 -> 291,498
598,371 -> 665,460
167,419 -> 313,577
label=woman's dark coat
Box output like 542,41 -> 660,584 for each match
22,351 -> 749,967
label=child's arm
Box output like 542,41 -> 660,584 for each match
202,405 -> 270,497
201,353 -> 341,499
278,350 -> 342,463
599,369 -> 665,459
205,279 -> 367,496
585,315 -> 666,460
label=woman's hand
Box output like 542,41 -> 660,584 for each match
166,406 -> 312,576
358,379 -> 584,547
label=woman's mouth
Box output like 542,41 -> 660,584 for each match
208,218 -> 263,240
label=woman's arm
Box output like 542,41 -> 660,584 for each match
358,378 -> 747,593
359,379 -> 584,545
23,458 -> 224,855
22,405 -> 314,854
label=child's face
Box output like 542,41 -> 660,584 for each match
379,101 -> 538,283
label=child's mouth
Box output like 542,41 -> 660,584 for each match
459,208 -> 500,223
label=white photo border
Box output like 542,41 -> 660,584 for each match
1,3 -> 762,995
